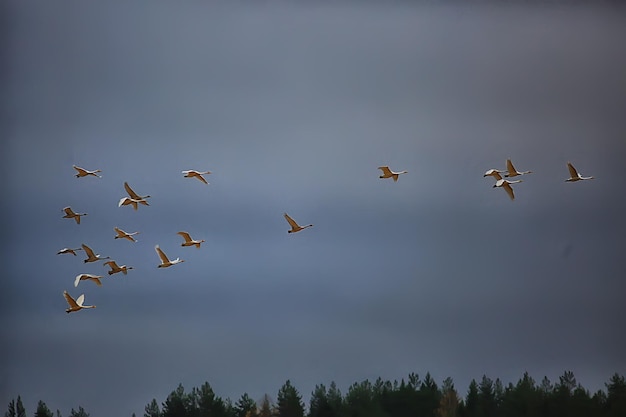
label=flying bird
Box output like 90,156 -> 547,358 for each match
155,245 -> 184,268
62,207 -> 87,224
504,159 -> 532,177
566,162 -> 594,182
378,166 -> 408,182
118,197 -> 149,210
124,182 -> 151,201
493,179 -> 523,200
177,231 -> 205,248
114,227 -> 139,242
483,169 -> 505,181
182,170 -> 211,184
63,291 -> 96,313
284,213 -> 313,234
57,247 -> 82,256
103,260 -> 134,275
74,273 -> 103,287
81,243 -> 110,263
73,165 -> 102,178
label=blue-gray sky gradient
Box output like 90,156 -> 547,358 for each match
3,1 -> 626,416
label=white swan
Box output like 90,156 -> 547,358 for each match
182,170 -> 211,184
155,245 -> 185,268
74,273 -> 103,287
566,162 -> 594,182
177,231 -> 205,248
483,169 -> 505,181
493,179 -> 523,200
57,247 -> 82,256
62,207 -> 87,224
103,260 -> 134,275
118,197 -> 149,210
81,244 -> 111,263
378,166 -> 408,182
64,291 -> 96,313
284,213 -> 313,234
114,227 -> 139,242
505,159 -> 532,177
73,165 -> 102,178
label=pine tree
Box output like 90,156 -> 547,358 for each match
436,377 -> 459,417
235,394 -> 257,417
15,397 -> 25,417
605,373 -> 626,417
69,407 -> 89,417
34,401 -> 54,417
162,384 -> 190,417
4,399 -> 15,417
144,398 -> 162,417
276,380 -> 304,417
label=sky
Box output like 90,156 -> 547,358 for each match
2,1 -> 626,416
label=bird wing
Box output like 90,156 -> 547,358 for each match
81,244 -> 95,258
195,174 -> 208,184
567,162 -> 579,179
104,260 -> 119,270
506,159 -> 517,176
64,291 -> 80,309
63,207 -> 75,216
73,165 -> 87,175
177,231 -> 192,242
114,227 -> 126,237
155,245 -> 170,263
283,213 -> 299,229
503,182 -> 515,200
76,294 -> 85,307
93,277 -> 102,286
74,274 -> 83,287
378,166 -> 392,176
124,182 -> 142,200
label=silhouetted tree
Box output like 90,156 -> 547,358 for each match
4,399 -> 15,417
191,381 -> 228,417
234,393 -> 257,417
276,380 -> 304,417
144,398 -> 162,417
436,377 -> 459,417
15,398 -> 25,417
257,394 -> 275,417
344,380 -> 387,417
605,373 -> 626,417
68,407 -> 89,417
162,384 -> 191,417
416,372 -> 440,417
34,401 -> 53,417
309,384 -> 341,417
460,379 -> 479,417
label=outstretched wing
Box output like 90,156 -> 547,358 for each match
63,207 -> 75,216
177,231 -> 192,242
104,260 -> 119,270
283,213 -> 299,229
76,294 -> 86,307
155,245 -> 170,263
195,174 -> 208,184
503,182 -> 515,200
81,244 -> 96,258
506,159 -> 517,176
567,162 -> 579,179
124,182 -> 141,200
378,166 -> 392,176
64,291 -> 80,309
114,227 -> 125,237
73,165 -> 87,175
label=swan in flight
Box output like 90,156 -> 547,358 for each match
284,213 -> 313,234
81,243 -> 111,263
57,247 -> 83,256
103,260 -> 134,275
114,227 -> 139,242
62,207 -> 87,224
118,197 -> 149,210
182,170 -> 211,184
124,182 -> 151,201
504,159 -> 532,177
566,162 -> 594,182
73,165 -> 102,178
177,231 -> 205,248
155,245 -> 184,268
378,166 -> 408,182
74,273 -> 103,287
483,169 -> 505,181
64,291 -> 96,313
493,179 -> 523,201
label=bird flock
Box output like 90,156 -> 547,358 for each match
60,161 -> 594,313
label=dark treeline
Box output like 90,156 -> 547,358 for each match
5,371 -> 626,417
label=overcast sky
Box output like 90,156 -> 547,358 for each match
2,1 -> 626,416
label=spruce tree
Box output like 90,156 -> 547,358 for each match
276,380 -> 304,417
34,401 -> 53,417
